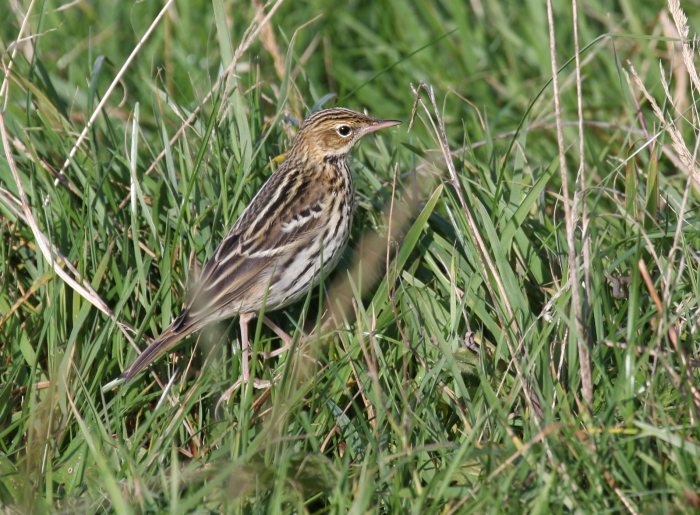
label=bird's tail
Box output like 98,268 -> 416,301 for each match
120,315 -> 198,382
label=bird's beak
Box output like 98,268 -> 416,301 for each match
364,118 -> 402,135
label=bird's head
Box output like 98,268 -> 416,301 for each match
293,107 -> 401,159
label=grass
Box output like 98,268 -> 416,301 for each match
1,0 -> 700,512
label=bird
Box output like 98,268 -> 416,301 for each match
120,107 -> 401,387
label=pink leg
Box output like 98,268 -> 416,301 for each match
216,313 -> 275,410
260,316 -> 294,358
239,312 -> 254,383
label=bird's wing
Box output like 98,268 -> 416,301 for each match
177,167 -> 328,327
120,165 -> 328,381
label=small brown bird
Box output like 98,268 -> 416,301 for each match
121,107 -> 400,385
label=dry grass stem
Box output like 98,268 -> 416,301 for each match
546,0 -> 592,408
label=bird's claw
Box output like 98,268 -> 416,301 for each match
215,376 -> 273,414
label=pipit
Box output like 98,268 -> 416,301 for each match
120,107 -> 400,387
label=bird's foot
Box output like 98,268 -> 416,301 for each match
215,376 -> 273,413
258,342 -> 292,359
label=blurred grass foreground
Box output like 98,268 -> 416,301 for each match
1,0 -> 700,512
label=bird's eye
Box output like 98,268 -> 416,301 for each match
336,125 -> 352,137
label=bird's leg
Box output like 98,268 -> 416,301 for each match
216,313 -> 270,411
259,316 -> 294,358
239,312 -> 254,383
239,312 -> 271,389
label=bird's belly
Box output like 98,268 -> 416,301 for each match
267,211 -> 352,309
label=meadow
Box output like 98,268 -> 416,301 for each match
1,0 -> 699,512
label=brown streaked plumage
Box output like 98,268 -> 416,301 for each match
121,107 -> 400,384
